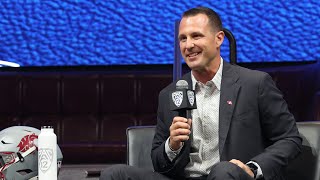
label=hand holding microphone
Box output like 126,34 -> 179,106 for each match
169,116 -> 192,150
169,80 -> 197,150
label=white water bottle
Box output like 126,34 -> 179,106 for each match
38,126 -> 57,180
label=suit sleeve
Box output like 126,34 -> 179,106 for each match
151,88 -> 190,178
252,73 -> 302,180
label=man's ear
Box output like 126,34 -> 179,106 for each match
216,30 -> 225,47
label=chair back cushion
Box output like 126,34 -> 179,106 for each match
127,126 -> 156,171
286,122 -> 320,180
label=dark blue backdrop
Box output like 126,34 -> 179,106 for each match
0,0 -> 319,67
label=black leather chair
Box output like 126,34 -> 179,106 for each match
126,122 -> 320,179
286,122 -> 320,180
126,126 -> 156,171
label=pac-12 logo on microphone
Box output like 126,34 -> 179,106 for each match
187,90 -> 195,106
172,91 -> 183,107
38,148 -> 53,173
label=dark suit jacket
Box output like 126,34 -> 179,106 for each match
151,61 -> 302,180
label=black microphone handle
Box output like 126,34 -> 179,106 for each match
186,110 -> 192,119
178,110 -> 193,143
177,109 -> 191,119
187,110 -> 193,143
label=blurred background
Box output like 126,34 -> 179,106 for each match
0,1 -> 319,178
0,0 -> 319,67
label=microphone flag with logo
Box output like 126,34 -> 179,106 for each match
170,80 -> 197,118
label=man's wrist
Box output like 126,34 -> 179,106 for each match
169,140 -> 183,153
247,163 -> 258,179
247,161 -> 263,179
169,139 -> 182,151
165,138 -> 183,161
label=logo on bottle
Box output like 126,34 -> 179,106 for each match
38,148 -> 53,173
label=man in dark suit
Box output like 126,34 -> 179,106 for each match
100,6 -> 301,180
151,6 -> 301,180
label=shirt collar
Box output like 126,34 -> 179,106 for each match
191,57 -> 223,91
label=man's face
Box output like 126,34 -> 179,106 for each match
178,14 -> 223,71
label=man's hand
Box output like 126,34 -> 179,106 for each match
169,116 -> 192,150
229,159 -> 254,178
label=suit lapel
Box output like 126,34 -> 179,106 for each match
219,61 -> 240,156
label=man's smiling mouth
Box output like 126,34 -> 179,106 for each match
188,52 -> 200,58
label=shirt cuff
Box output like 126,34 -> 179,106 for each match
247,161 -> 263,179
165,138 -> 183,162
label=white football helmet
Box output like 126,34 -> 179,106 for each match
0,126 -> 63,180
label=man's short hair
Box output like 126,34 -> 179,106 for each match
182,7 -> 223,32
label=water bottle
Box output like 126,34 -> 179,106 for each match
38,126 -> 57,180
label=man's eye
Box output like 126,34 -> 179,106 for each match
179,38 -> 186,42
194,35 -> 202,40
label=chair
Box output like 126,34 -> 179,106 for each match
286,122 -> 320,180
126,122 -> 320,179
126,125 -> 156,171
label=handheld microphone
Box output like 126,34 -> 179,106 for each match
170,80 -> 197,119
170,80 -> 197,143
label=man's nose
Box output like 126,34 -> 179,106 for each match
186,40 -> 195,49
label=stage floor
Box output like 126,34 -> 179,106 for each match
59,164 -> 113,180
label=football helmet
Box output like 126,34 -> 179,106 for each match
0,126 -> 63,180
